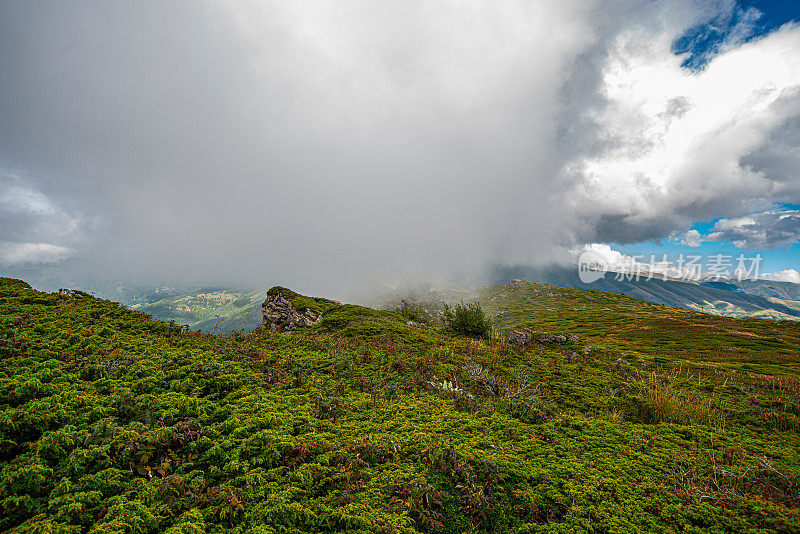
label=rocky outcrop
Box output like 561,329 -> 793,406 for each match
261,290 -> 322,332
507,328 -> 535,345
507,328 -> 580,346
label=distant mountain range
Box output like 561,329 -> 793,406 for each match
20,262 -> 798,333
701,278 -> 800,300
492,264 -> 800,321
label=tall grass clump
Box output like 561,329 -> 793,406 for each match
628,372 -> 724,427
443,301 -> 491,338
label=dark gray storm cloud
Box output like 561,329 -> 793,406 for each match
1,0 -> 800,296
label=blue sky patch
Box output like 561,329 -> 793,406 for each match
673,0 -> 800,70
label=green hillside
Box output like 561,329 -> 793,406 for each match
481,279 -> 800,375
130,289 -> 265,333
1,277 -> 798,533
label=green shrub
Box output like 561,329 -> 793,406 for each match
443,301 -> 490,338
395,299 -> 430,324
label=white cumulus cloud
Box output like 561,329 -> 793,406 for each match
759,268 -> 800,283
569,18 -> 800,245
676,209 -> 800,249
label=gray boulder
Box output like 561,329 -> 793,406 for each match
507,330 -> 580,346
507,328 -> 535,345
533,333 -> 566,345
261,290 -> 322,332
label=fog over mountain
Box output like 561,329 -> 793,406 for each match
2,1 -> 800,298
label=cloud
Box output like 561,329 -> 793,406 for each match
678,229 -> 703,247
672,3 -> 765,70
682,209 -> 800,249
0,170 -> 85,268
579,243 -> 703,280
760,268 -> 800,283
0,1 -> 799,296
567,15 -> 800,247
0,0 -> 603,292
579,242 -> 778,283
0,242 -> 73,266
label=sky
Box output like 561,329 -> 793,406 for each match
2,0 -> 800,297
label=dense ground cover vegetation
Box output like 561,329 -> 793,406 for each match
0,277 -> 798,532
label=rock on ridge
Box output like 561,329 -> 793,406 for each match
260,288 -> 323,332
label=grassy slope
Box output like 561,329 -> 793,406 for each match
131,289 -> 264,333
482,280 -> 800,375
0,277 -> 798,533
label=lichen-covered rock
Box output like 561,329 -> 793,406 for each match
507,328 -> 535,345
261,289 -> 322,332
507,329 -> 579,346
532,333 -> 563,344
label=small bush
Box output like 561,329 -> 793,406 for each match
395,299 -> 430,324
444,301 -> 490,338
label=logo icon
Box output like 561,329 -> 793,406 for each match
578,250 -> 608,284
